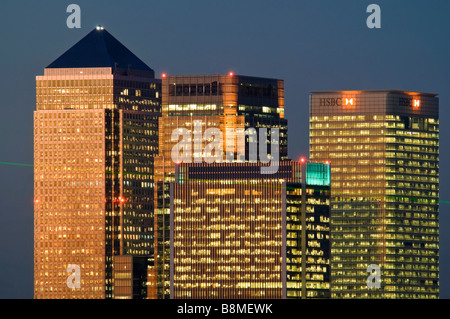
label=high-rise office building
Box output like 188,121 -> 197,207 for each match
285,161 -> 332,299
154,74 -> 288,298
309,91 -> 439,298
170,161 -> 331,299
34,27 -> 161,298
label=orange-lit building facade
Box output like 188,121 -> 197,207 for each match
34,28 -> 160,298
170,161 -> 331,299
154,75 -> 288,298
113,256 -> 151,299
310,91 -> 439,298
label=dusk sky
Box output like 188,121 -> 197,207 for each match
0,0 -> 449,298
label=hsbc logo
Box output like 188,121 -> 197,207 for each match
399,97 -> 421,108
319,98 -> 355,107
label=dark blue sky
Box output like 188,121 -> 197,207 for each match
0,0 -> 448,298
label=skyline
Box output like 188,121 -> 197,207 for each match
0,0 -> 449,298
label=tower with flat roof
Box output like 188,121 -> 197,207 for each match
170,160 -> 330,299
154,74 -> 288,298
309,90 -> 439,298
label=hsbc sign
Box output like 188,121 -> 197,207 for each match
319,98 -> 355,106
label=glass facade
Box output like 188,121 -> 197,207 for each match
172,179 -> 285,299
306,162 -> 331,187
285,162 -> 331,299
113,256 -> 151,299
154,74 -> 288,298
34,44 -> 161,297
309,91 -> 439,298
170,161 -> 330,299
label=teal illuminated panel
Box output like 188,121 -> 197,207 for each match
306,163 -> 331,186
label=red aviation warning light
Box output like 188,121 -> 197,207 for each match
229,72 -> 234,76
113,196 -> 126,204
162,73 -> 167,78
299,157 -> 306,163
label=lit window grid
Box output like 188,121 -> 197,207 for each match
120,110 -> 159,256
169,161 -> 330,299
309,93 -> 439,299
113,256 -> 133,299
34,109 -> 107,299
171,181 -> 284,299
34,67 -> 161,299
286,184 -> 331,299
36,68 -> 160,113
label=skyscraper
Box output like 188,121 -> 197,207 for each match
170,161 -> 331,299
154,74 -> 288,298
34,27 -> 161,298
309,91 -> 439,298
285,161 -> 331,299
